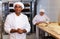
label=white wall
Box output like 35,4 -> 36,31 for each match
56,0 -> 60,22
37,0 -> 60,22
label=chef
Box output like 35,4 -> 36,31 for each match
33,9 -> 50,25
4,2 -> 30,39
33,9 -> 50,38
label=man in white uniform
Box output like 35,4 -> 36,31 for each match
4,2 -> 30,39
33,9 -> 50,38
33,9 -> 50,25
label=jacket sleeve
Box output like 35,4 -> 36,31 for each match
32,15 -> 38,25
24,16 -> 31,33
4,15 -> 11,34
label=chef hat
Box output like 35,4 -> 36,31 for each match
40,9 -> 45,12
13,2 -> 24,9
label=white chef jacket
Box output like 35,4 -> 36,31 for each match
33,14 -> 50,25
4,13 -> 30,39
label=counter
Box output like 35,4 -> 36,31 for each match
36,23 -> 60,39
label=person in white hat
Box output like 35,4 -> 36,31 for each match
33,9 -> 50,25
4,2 -> 30,39
32,9 -> 50,38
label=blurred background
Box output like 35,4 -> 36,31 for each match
0,0 -> 60,39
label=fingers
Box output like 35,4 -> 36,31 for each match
10,29 -> 17,33
17,28 -> 23,34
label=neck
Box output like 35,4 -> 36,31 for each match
15,13 -> 21,16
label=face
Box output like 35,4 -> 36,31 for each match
40,12 -> 44,16
14,4 -> 23,14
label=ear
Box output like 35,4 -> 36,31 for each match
21,8 -> 23,11
21,7 -> 23,10
14,7 -> 15,10
14,9 -> 15,11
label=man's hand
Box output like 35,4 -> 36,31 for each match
39,21 -> 46,23
17,28 -> 23,34
23,29 -> 27,33
35,21 -> 46,25
35,22 -> 41,25
10,29 -> 17,33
